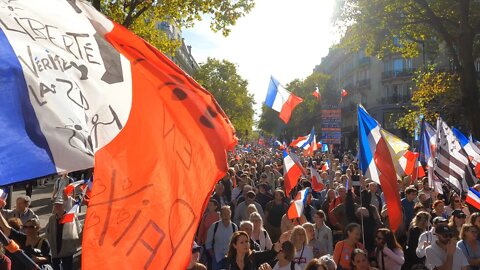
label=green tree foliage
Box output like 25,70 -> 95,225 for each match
336,0 -> 480,136
257,72 -> 332,139
397,66 -> 462,134
90,0 -> 255,55
194,58 -> 255,136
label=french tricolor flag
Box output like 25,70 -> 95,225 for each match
453,128 -> 480,178
287,188 -> 310,219
265,76 -> 303,124
283,150 -> 303,197
358,105 -> 403,232
309,167 -> 324,192
466,187 -> 480,210
60,201 -> 80,224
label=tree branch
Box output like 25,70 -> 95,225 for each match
122,0 -> 139,28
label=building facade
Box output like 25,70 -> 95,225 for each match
157,21 -> 199,76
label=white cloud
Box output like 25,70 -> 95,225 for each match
183,0 -> 338,118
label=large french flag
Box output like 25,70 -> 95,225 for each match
283,150 -> 303,197
0,1 -> 236,269
287,188 -> 310,219
265,76 -> 303,123
466,187 -> 480,210
453,128 -> 480,178
357,105 -> 402,232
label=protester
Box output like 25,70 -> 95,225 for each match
197,199 -> 221,246
187,242 -> 207,270
403,211 -> 430,270
264,189 -> 289,242
333,223 -> 364,270
445,193 -> 470,217
312,210 -> 333,257
234,191 -> 264,225
430,200 -> 447,222
425,223 -> 469,270
272,241 -> 300,270
302,222 -> 322,258
1,196 -> 39,226
249,212 -> 273,251
224,231 -> 280,270
239,221 -> 261,251
290,225 -> 314,270
373,228 -> 404,270
448,209 -> 467,239
457,223 -> 480,270
45,198 -> 81,270
350,249 -> 378,270
206,205 -> 238,270
416,216 -> 448,259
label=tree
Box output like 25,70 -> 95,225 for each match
336,0 -> 480,136
90,0 -> 255,54
396,66 -> 462,134
194,58 -> 255,136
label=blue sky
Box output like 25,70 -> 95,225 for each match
183,0 -> 339,119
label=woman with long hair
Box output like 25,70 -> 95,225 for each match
430,200 -> 447,222
290,225 -> 314,270
333,223 -> 364,270
225,231 -> 280,270
457,223 -> 480,270
469,212 -> 480,241
448,209 -> 467,239
272,241 -> 301,270
445,193 -> 470,217
403,211 -> 430,270
374,228 -> 404,270
250,212 -> 273,251
350,249 -> 378,270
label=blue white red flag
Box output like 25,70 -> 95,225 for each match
283,150 -> 304,196
357,105 -> 402,232
287,188 -> 310,219
309,167 -> 324,192
265,76 -> 303,123
467,187 -> 480,210
453,128 -> 480,178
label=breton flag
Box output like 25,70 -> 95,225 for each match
312,86 -> 321,101
466,187 -> 480,210
287,188 -> 310,219
357,105 -> 402,232
309,167 -> 324,192
283,150 -> 304,196
434,118 -> 477,193
0,1 -> 236,269
453,128 -> 480,178
265,76 -> 303,123
419,120 -> 443,193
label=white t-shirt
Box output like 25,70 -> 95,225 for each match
273,262 -> 301,270
292,245 -> 314,270
425,241 -> 469,270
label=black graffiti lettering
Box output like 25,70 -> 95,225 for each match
20,17 -> 47,40
39,82 -> 56,98
56,118 -> 94,157
28,84 -> 46,106
56,78 -> 89,110
47,54 -> 60,71
40,58 -> 51,70
84,43 -> 100,65
0,17 -> 35,40
90,105 -> 123,148
65,32 -> 89,60
98,169 -> 116,246
62,34 -> 78,60
45,24 -> 61,49
17,45 -> 38,78
35,58 -> 44,72
126,220 -> 165,270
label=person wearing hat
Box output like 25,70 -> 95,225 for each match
448,209 -> 468,239
416,216 -> 448,259
425,224 -> 469,270
187,242 -> 206,270
45,198 -> 81,270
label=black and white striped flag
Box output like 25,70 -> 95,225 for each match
434,118 -> 478,194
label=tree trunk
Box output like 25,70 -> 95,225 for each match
457,0 -> 480,137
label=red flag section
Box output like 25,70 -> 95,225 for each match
279,94 -> 303,124
82,22 -> 236,269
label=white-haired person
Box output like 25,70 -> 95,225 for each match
249,212 -> 273,251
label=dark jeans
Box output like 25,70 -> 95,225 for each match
52,256 -> 73,270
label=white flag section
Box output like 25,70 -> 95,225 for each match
434,118 -> 478,193
0,0 -> 132,183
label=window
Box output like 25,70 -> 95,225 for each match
393,59 -> 403,72
405,58 -> 413,70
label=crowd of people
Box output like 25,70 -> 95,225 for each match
190,145 -> 480,270
0,171 -> 86,270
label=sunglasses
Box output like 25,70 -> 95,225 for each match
23,225 -> 35,229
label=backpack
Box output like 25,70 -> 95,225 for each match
212,221 -> 236,252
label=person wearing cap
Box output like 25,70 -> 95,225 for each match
1,195 -> 39,226
45,198 -> 81,270
425,223 -> 469,270
457,223 -> 480,270
448,209 -> 467,239
416,216 -> 448,259
445,193 -> 470,218
234,191 -> 264,226
187,242 -> 207,270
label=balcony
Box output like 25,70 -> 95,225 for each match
357,57 -> 371,67
380,95 -> 412,104
382,68 -> 417,80
357,79 -> 371,88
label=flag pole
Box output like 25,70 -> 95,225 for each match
359,187 -> 365,246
